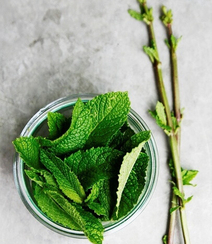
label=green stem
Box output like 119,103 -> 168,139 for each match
148,22 -> 173,129
167,193 -> 177,244
169,135 -> 190,244
140,2 -> 190,244
167,24 -> 181,148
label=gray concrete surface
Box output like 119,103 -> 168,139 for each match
1,0 -> 212,243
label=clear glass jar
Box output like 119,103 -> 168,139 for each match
13,94 -> 159,238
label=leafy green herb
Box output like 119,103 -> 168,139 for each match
47,112 -> 69,140
13,136 -> 40,169
13,91 -> 150,244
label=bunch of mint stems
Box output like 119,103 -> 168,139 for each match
128,1 -> 198,244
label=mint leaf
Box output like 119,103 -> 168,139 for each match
172,186 -> 193,207
128,9 -> 143,21
34,184 -> 81,230
70,98 -> 85,130
47,112 -> 69,140
115,142 -> 145,217
149,102 -> 172,135
64,147 -> 123,191
120,130 -> 151,152
115,152 -> 148,219
182,169 -> 198,186
25,168 -> 57,187
85,179 -> 114,220
84,91 -> 131,147
40,149 -> 86,203
13,136 -> 40,169
106,122 -> 135,149
44,187 -> 104,244
156,101 -> 167,125
49,91 -> 130,155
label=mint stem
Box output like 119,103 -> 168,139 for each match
161,8 -> 191,244
137,1 -> 190,244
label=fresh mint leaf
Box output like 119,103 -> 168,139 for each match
13,136 -> 41,169
25,168 -> 57,187
149,102 -> 172,135
115,152 -> 148,219
182,169 -> 198,186
84,91 -> 130,148
85,179 -> 114,220
47,112 -> 69,140
40,149 -> 86,203
156,101 -> 167,125
106,122 -> 135,149
115,142 -> 146,217
120,130 -> 151,152
34,184 -> 82,230
128,9 -> 143,21
70,98 -> 85,130
49,92 -> 130,155
64,147 -> 123,191
172,186 -> 193,207
43,187 -> 104,244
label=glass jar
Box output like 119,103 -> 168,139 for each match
13,94 -> 159,238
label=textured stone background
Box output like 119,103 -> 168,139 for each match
1,0 -> 212,243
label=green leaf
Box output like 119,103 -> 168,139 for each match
84,91 -> 131,148
13,136 -> 41,169
47,112 -> 68,140
85,180 -> 114,220
120,130 -> 150,153
25,168 -> 57,187
115,152 -> 148,219
106,122 -> 135,149
64,147 -> 123,191
49,91 -> 130,155
170,206 -> 180,214
70,98 -> 85,130
170,35 -> 182,51
44,187 -> 104,244
115,142 -> 145,217
149,102 -> 172,135
160,6 -> 173,26
162,235 -> 168,244
34,184 -> 82,231
143,45 -> 159,63
182,169 -> 198,186
172,186 -> 193,207
156,101 -> 167,125
40,149 -> 86,203
25,169 -> 44,187
128,9 -> 143,21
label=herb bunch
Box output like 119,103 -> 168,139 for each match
128,1 -> 198,244
13,91 -> 151,244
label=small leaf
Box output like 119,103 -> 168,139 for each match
170,206 -> 180,214
115,142 -> 145,217
34,184 -> 82,231
156,102 -> 167,125
128,9 -> 143,21
47,112 -> 68,140
13,136 -> 41,169
44,187 -> 104,244
160,6 -> 173,26
162,234 -> 168,244
170,35 -> 182,51
143,45 -> 159,63
40,149 -> 86,204
172,186 -> 193,206
182,169 -> 198,186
